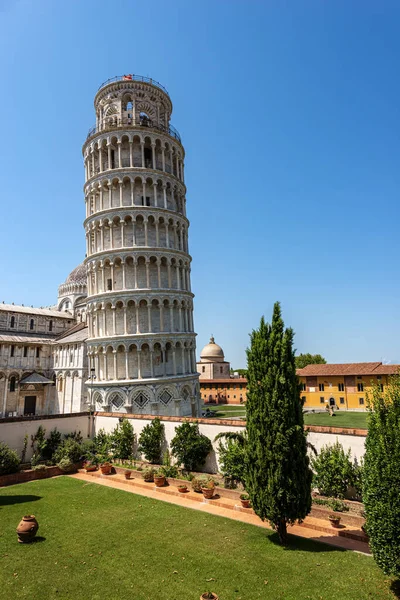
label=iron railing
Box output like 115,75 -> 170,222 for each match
86,118 -> 181,143
97,74 -> 169,96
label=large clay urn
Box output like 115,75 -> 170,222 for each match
17,515 -> 39,543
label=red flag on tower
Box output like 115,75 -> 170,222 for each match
123,74 -> 133,80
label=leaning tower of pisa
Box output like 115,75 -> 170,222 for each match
82,75 -> 200,417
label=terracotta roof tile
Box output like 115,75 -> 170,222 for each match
296,362 -> 400,377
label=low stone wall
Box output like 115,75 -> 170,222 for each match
0,411 -> 367,470
0,413 -> 91,460
0,465 -> 64,487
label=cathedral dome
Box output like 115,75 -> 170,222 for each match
200,336 -> 225,363
65,263 -> 87,285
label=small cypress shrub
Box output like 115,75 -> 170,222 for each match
171,421 -> 212,471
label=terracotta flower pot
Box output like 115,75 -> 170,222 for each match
329,517 -> 341,528
200,593 -> 219,600
17,515 -> 39,543
124,471 -> 132,480
85,465 -> 97,472
240,499 -> 250,508
100,463 -> 112,475
201,487 -> 214,499
154,475 -> 166,487
178,485 -> 188,493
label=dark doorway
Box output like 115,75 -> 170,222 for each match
24,396 -> 36,416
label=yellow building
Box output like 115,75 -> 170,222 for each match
296,362 -> 400,411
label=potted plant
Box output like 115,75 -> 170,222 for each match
154,469 -> 166,487
177,483 -> 188,493
240,493 -> 251,508
124,470 -> 132,480
201,478 -> 215,500
191,475 -> 214,493
328,514 -> 341,528
142,467 -> 156,483
84,460 -> 97,472
200,592 -> 219,600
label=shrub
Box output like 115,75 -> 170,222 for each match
138,418 -> 164,463
32,464 -> 47,472
311,441 -> 356,498
0,442 -> 20,475
46,428 -> 62,461
93,428 -> 112,453
170,422 -> 212,471
30,425 -> 47,464
217,439 -> 246,487
64,431 -> 83,443
57,457 -> 76,473
53,439 -> 83,465
111,419 -> 135,460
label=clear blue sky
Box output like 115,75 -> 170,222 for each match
1,0 -> 399,368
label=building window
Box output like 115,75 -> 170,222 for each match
357,383 -> 364,392
202,366 -> 205,373
10,345 -> 15,357
9,376 -> 16,392
233,395 -> 236,399
10,316 -> 15,328
70,353 -> 73,364
340,397 -> 345,404
357,376 -> 362,380
24,347 -> 28,358
338,383 -> 344,392
220,366 -> 223,374
30,319 -> 34,330
319,383 -> 325,392
377,375 -> 382,380
320,397 -> 325,404
107,278 -> 112,291
379,384 -> 384,392
359,397 -> 365,406
36,347 -> 40,358
301,382 -> 306,391
239,385 -> 243,390
49,320 -> 53,331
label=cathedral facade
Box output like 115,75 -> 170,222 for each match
0,74 -> 200,419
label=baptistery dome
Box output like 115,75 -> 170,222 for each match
200,336 -> 225,363
65,263 -> 87,285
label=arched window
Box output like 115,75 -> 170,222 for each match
9,376 -> 16,392
30,319 -> 34,330
10,316 -> 15,328
49,320 -> 53,331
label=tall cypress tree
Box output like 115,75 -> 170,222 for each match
245,302 -> 312,544
363,375 -> 400,576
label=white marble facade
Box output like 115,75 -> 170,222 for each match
0,75 -> 200,418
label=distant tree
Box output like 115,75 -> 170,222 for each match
231,368 -> 248,378
363,374 -> 400,576
295,353 -> 327,369
245,302 -> 312,544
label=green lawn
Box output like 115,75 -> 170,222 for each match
304,411 -> 368,429
0,477 -> 396,599
202,405 -> 246,419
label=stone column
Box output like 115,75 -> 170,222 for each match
125,350 -> 129,380
129,142 -> 133,168
137,349 -> 142,379
113,350 -> 117,379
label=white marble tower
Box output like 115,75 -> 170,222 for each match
82,74 -> 199,416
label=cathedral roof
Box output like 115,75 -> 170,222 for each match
200,336 -> 225,363
65,263 -> 87,285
